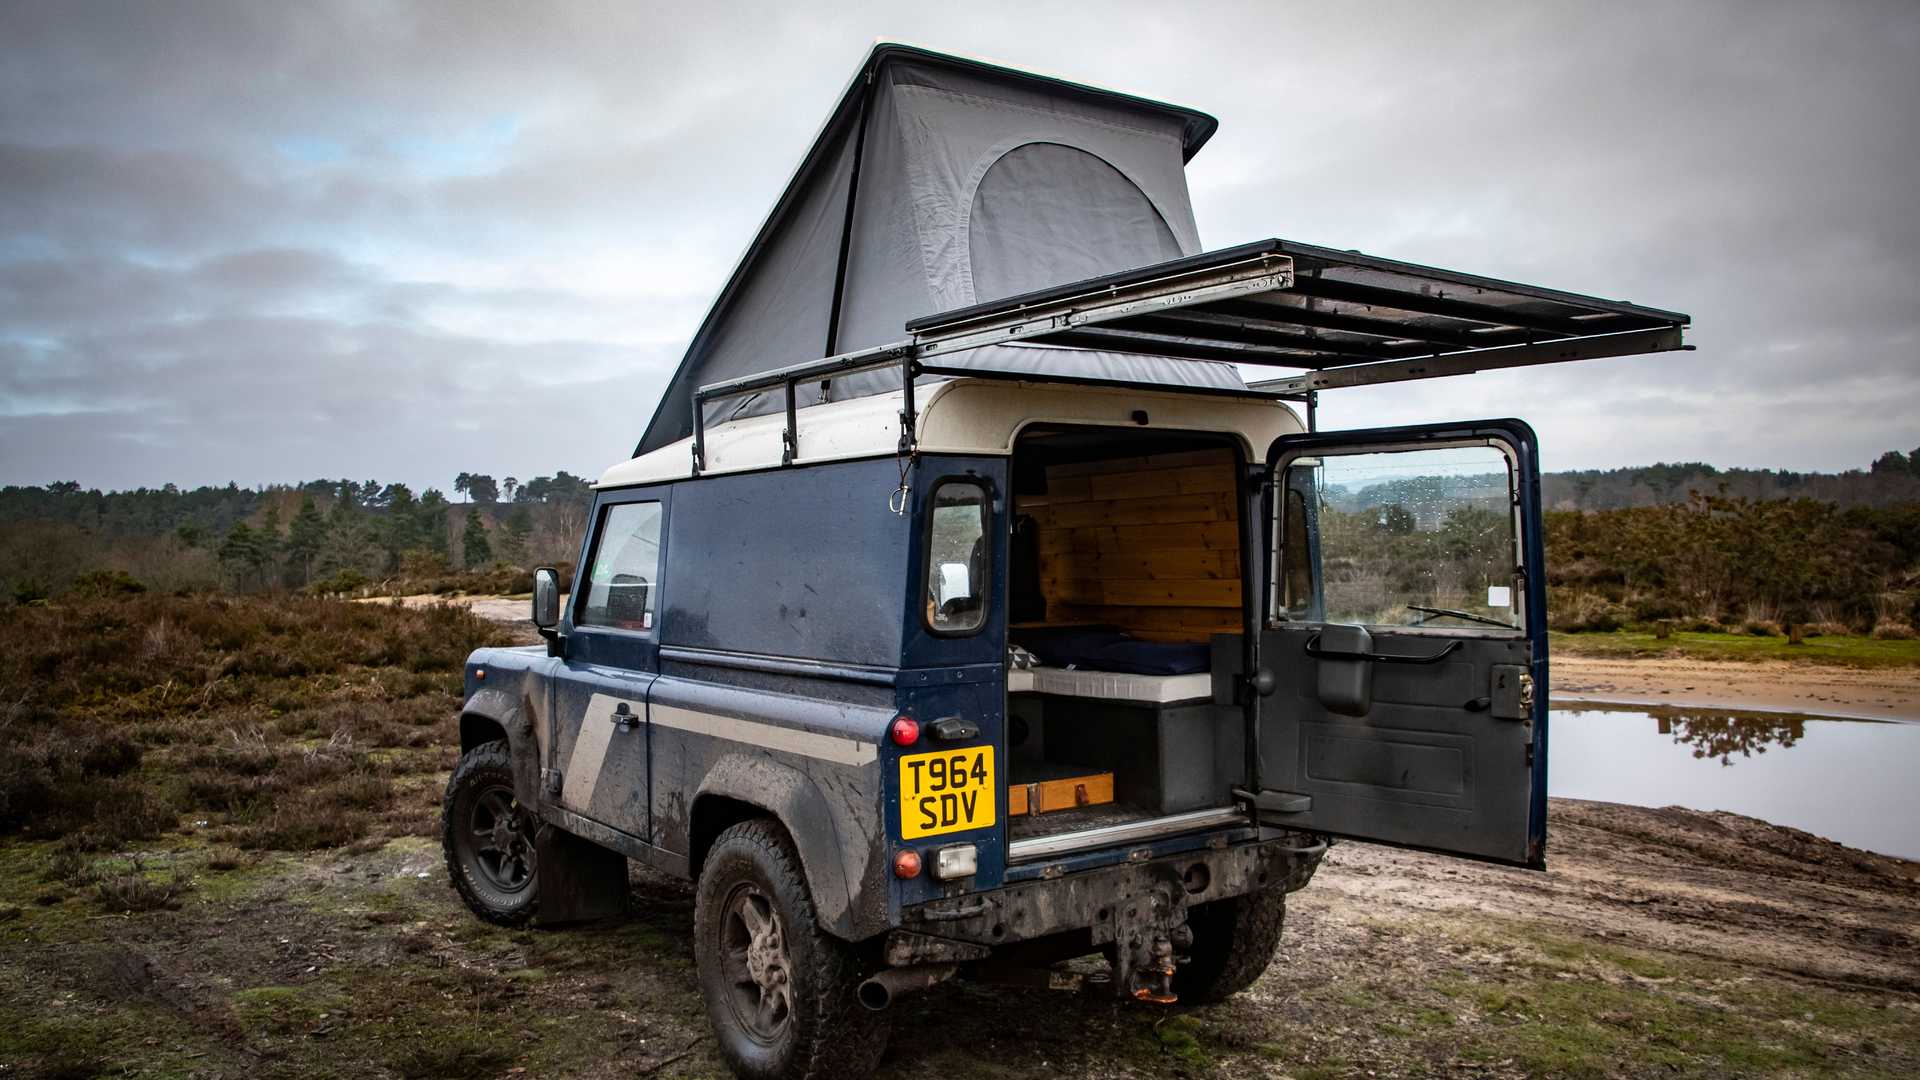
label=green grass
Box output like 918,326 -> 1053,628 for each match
1551,629 -> 1920,668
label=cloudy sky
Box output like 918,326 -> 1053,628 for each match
3,0 -> 1915,493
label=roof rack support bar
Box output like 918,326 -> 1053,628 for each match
898,354 -> 917,455
1255,327 -> 1688,395
913,254 -> 1295,357
691,394 -> 706,474
782,378 -> 798,465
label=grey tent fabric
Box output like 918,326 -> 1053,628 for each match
638,45 -> 1240,456
969,143 -> 1183,303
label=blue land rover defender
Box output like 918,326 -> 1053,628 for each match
440,45 -> 1688,1080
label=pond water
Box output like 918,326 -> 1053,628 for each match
1548,706 -> 1920,860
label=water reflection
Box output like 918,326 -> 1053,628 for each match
1549,705 -> 1919,860
1654,711 -> 1805,765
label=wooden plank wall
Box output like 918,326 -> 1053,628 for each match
1014,448 -> 1242,643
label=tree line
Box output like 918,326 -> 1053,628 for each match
0,471 -> 595,601
1544,447 -> 1920,511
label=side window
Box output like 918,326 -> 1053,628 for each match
1277,444 -> 1521,632
578,501 -> 663,632
926,480 -> 989,635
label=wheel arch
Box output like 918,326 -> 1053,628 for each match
459,686 -> 543,810
689,754 -> 886,942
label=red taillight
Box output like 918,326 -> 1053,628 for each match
893,849 -> 922,879
889,716 -> 920,746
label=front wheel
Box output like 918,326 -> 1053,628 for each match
442,740 -> 539,926
1173,887 -> 1286,1003
694,818 -> 888,1079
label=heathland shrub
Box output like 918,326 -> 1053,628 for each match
1547,590 -> 1629,632
1547,495 -> 1920,631
0,593 -> 511,849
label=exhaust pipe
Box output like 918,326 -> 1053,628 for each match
857,964 -> 957,1011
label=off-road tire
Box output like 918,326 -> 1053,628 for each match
442,740 -> 539,927
694,818 -> 888,1080
1173,886 -> 1286,1004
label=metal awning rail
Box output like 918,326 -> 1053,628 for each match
688,238 -> 1690,472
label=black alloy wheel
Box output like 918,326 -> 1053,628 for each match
442,740 -> 540,926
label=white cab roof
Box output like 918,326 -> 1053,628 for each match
597,378 -> 1302,489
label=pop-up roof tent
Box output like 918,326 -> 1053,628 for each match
637,44 -> 1689,464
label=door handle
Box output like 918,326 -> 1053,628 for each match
610,702 -> 639,731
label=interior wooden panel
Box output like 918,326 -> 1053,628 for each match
1014,447 -> 1243,643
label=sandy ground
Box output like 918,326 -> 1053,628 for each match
8,798 -> 1915,1078
1553,656 -> 1920,722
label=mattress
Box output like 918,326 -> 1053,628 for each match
1006,665 -> 1212,704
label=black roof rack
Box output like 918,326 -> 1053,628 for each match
688,238 -> 1689,472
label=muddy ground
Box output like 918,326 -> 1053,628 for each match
1553,656 -> 1920,721
5,796 -> 1916,1079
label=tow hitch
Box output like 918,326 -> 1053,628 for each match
1107,871 -> 1193,1004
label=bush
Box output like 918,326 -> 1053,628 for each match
92,862 -> 189,912
1549,590 -> 1628,632
69,569 -> 147,598
1870,620 -> 1917,640
309,568 -> 369,595
1740,619 -> 1784,637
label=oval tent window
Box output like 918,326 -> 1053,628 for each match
968,143 -> 1183,303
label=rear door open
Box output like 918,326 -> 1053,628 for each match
684,237 -> 1686,865
1247,421 -> 1548,867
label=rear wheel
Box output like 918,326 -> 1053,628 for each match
442,740 -> 538,926
1174,887 -> 1286,1003
694,818 -> 887,1079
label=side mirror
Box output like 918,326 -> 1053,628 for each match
532,567 -> 561,630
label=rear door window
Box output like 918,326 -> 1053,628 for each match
926,480 -> 989,634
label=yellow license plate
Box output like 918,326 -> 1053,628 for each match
899,746 -> 996,839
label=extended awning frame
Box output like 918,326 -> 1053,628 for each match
689,238 -> 1690,473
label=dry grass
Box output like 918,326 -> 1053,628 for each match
0,593 -> 511,852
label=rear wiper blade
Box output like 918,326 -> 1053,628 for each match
1407,604 -> 1516,630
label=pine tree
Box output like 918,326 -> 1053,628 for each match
256,504 -> 285,585
418,489 -> 451,563
462,507 -> 493,569
287,495 -> 328,585
499,505 -> 534,567
218,522 -> 265,589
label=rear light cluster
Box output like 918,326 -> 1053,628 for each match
889,716 -> 919,746
893,843 -> 976,881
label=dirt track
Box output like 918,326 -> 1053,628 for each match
6,796 -> 1916,1078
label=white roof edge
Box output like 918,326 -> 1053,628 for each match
596,378 -> 1302,489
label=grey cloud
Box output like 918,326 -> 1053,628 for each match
1,0 -> 1916,490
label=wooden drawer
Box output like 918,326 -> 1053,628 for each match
1009,772 -> 1115,817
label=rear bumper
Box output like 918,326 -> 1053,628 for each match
899,833 -> 1325,949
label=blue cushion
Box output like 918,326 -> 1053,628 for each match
1013,626 -> 1210,676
